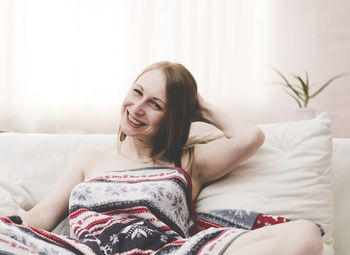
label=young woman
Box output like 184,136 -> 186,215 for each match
0,61 -> 323,255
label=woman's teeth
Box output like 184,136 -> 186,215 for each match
128,113 -> 145,126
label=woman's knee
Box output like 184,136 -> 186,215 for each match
291,220 -> 323,254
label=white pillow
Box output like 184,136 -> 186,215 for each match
0,170 -> 34,216
195,112 -> 335,247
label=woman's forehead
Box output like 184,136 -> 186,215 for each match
136,69 -> 167,99
137,69 -> 165,86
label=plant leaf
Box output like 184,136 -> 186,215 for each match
271,81 -> 304,95
271,67 -> 301,97
305,71 -> 309,91
283,89 -> 302,107
292,75 -> 308,96
310,73 -> 347,98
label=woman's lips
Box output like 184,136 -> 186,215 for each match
127,111 -> 146,127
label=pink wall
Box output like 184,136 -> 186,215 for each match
251,0 -> 350,138
314,0 -> 350,138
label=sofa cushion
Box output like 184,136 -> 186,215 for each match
0,133 -> 116,235
0,171 -> 33,216
195,112 -> 335,247
0,133 -> 116,205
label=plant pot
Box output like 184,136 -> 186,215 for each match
292,108 -> 316,120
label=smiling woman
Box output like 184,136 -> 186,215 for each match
0,61 -> 324,255
121,69 -> 167,138
118,62 -> 198,167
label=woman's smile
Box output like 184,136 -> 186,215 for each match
120,69 -> 167,138
127,111 -> 146,127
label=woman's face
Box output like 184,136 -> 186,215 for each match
120,69 -> 167,140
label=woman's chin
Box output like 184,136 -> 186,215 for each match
120,125 -> 142,138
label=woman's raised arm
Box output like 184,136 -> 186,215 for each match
191,94 -> 265,187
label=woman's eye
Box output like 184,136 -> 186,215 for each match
133,89 -> 142,95
150,101 -> 162,111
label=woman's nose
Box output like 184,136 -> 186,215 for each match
132,100 -> 145,115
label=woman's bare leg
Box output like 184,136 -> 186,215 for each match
223,220 -> 323,255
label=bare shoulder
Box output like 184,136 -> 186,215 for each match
69,145 -> 113,167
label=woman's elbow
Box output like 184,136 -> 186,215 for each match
249,127 -> 265,151
256,127 -> 265,147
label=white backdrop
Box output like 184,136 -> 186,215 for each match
0,0 -> 266,133
1,0 -> 349,136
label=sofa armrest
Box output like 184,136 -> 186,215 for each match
332,138 -> 350,255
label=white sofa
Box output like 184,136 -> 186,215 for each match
0,112 -> 349,255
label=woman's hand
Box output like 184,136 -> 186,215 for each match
193,92 -> 211,123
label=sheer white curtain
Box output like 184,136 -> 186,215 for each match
0,0 -> 263,133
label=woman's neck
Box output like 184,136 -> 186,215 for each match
119,136 -> 154,163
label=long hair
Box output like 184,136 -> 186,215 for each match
118,61 -> 198,166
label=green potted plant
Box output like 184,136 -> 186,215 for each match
272,67 -> 345,109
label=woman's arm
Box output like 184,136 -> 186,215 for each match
18,146 -> 92,231
191,94 -> 265,187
